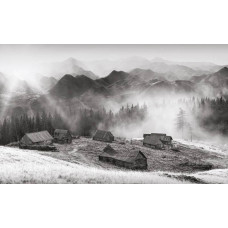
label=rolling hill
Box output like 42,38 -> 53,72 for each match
0,145 -> 186,184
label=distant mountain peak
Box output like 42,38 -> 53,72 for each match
217,67 -> 228,74
107,70 -> 129,77
110,70 -> 118,74
61,74 -> 75,79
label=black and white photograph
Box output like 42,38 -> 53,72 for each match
1,1 -> 228,228
0,44 -> 228,184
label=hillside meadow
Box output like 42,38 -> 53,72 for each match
1,137 -> 228,184
0,146 -> 187,184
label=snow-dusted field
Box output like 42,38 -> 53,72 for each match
0,146 -> 187,184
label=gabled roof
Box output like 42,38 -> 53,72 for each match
94,130 -> 114,139
25,131 -> 53,143
100,145 -> 146,163
143,133 -> 172,145
143,135 -> 163,145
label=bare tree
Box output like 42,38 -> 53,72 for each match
176,108 -> 186,139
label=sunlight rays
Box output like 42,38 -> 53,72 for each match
0,79 -> 22,119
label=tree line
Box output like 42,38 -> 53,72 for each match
0,104 -> 148,145
77,103 -> 147,136
175,96 -> 228,139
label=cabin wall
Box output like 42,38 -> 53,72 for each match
20,135 -> 32,145
35,140 -> 53,145
93,137 -> 113,142
134,158 -> 147,170
54,132 -> 72,144
108,134 -> 114,141
162,141 -> 172,145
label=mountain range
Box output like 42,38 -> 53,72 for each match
49,67 -> 228,102
1,57 -> 228,117
34,57 -> 225,81
82,56 -> 223,79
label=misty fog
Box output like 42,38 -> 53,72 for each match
1,45 -> 228,148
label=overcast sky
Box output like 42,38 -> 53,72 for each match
1,44 -> 228,76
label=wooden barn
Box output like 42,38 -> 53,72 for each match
54,129 -> 72,144
160,135 -> 173,149
99,145 -> 147,170
93,130 -> 114,142
20,131 -> 53,146
143,133 -> 172,149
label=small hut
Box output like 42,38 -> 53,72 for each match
93,130 -> 114,142
20,131 -> 53,146
160,135 -> 173,149
99,145 -> 147,170
19,131 -> 56,151
143,133 -> 173,149
54,129 -> 72,144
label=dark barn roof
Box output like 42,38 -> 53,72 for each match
143,135 -> 163,145
143,133 -> 172,146
100,145 -> 146,163
93,130 -> 114,139
25,131 -> 53,143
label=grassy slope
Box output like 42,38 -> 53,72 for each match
164,169 -> 228,184
1,138 -> 228,184
40,138 -> 228,173
0,146 -> 187,184
38,137 -> 228,184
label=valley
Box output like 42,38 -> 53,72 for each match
1,55 -> 228,184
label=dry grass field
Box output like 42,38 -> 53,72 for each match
1,137 -> 228,184
0,146 -> 188,184
39,137 -> 228,173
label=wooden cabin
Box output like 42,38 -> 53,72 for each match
160,135 -> 173,149
19,131 -> 57,151
143,133 -> 172,149
93,130 -> 114,143
54,129 -> 72,144
99,145 -> 147,170
20,131 -> 53,146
